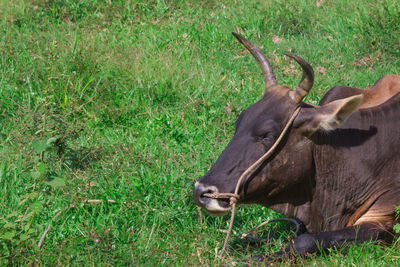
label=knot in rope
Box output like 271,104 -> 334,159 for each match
229,196 -> 237,206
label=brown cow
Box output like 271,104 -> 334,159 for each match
193,32 -> 400,260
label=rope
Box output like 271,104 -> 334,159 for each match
240,218 -> 302,241
202,106 -> 301,259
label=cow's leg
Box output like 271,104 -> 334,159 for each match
284,223 -> 393,255
252,222 -> 393,262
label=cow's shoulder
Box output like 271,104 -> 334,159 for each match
319,86 -> 363,105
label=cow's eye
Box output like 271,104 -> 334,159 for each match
261,133 -> 274,146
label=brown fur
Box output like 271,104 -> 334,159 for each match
320,74 -> 400,108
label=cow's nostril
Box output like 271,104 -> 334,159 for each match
194,182 -> 217,207
199,190 -> 214,204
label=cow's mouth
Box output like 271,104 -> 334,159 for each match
194,182 -> 232,216
201,198 -> 231,216
201,195 -> 231,215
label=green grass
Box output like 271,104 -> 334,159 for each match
1,0 -> 400,265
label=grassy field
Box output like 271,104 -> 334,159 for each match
1,0 -> 400,265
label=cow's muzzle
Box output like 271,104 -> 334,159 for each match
193,181 -> 231,216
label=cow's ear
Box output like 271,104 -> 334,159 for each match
296,94 -> 364,136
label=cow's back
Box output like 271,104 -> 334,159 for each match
320,74 -> 400,109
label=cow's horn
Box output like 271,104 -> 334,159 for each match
284,53 -> 314,103
232,32 -> 277,89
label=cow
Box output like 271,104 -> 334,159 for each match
193,32 -> 400,260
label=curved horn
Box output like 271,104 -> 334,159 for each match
284,53 -> 314,103
232,32 -> 277,88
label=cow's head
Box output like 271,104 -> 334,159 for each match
193,32 -> 363,216
194,33 -> 362,215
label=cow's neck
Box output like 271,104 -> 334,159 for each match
268,138 -> 360,233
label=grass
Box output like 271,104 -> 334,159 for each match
0,0 -> 400,265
